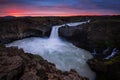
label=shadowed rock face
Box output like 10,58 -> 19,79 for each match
0,18 -> 52,43
59,24 -> 88,50
87,55 -> 120,80
0,16 -> 88,44
0,44 -> 88,80
59,17 -> 120,80
0,16 -> 120,53
59,19 -> 120,53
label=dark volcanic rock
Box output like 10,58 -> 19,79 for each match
0,44 -> 88,80
0,16 -> 88,44
82,20 -> 120,52
59,17 -> 120,80
59,19 -> 120,53
59,24 -> 88,50
87,54 -> 120,80
0,18 -> 51,43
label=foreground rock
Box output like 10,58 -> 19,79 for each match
0,44 -> 88,80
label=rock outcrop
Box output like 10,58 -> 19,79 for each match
0,16 -> 88,44
0,44 -> 88,80
59,24 -> 88,50
0,17 -> 51,43
59,16 -> 120,80
87,53 -> 120,80
59,18 -> 120,53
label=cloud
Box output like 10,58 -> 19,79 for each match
0,0 -> 119,10
0,0 -> 119,16
93,0 -> 120,10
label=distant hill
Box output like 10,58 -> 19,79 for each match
3,16 -> 16,19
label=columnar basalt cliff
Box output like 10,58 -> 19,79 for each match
0,44 -> 88,80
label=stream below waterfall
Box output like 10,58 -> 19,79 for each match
6,21 -> 96,80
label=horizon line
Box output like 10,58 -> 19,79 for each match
0,14 -> 120,17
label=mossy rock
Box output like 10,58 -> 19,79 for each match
104,52 -> 120,65
34,54 -> 43,61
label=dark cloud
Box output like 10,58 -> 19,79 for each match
93,0 -> 120,10
0,0 -> 119,16
0,0 -> 119,10
0,0 -> 26,4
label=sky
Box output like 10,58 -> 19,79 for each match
0,0 -> 120,16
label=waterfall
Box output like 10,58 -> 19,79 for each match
49,25 -> 61,39
6,21 -> 95,80
104,48 -> 118,60
49,20 -> 90,39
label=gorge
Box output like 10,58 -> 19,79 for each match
6,21 -> 96,80
0,16 -> 120,80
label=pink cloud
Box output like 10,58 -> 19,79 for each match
0,3 -> 118,16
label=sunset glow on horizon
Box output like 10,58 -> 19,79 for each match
0,0 -> 120,17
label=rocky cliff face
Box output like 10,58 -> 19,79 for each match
87,53 -> 120,80
59,17 -> 120,80
0,17 -> 51,43
59,19 -> 120,53
0,16 -> 88,43
0,44 -> 88,80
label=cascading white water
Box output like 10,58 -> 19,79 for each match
49,25 -> 61,39
6,21 -> 95,80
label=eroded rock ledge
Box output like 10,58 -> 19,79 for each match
0,16 -> 87,44
87,54 -> 120,80
59,19 -> 120,52
59,17 -> 120,80
0,44 -> 88,80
